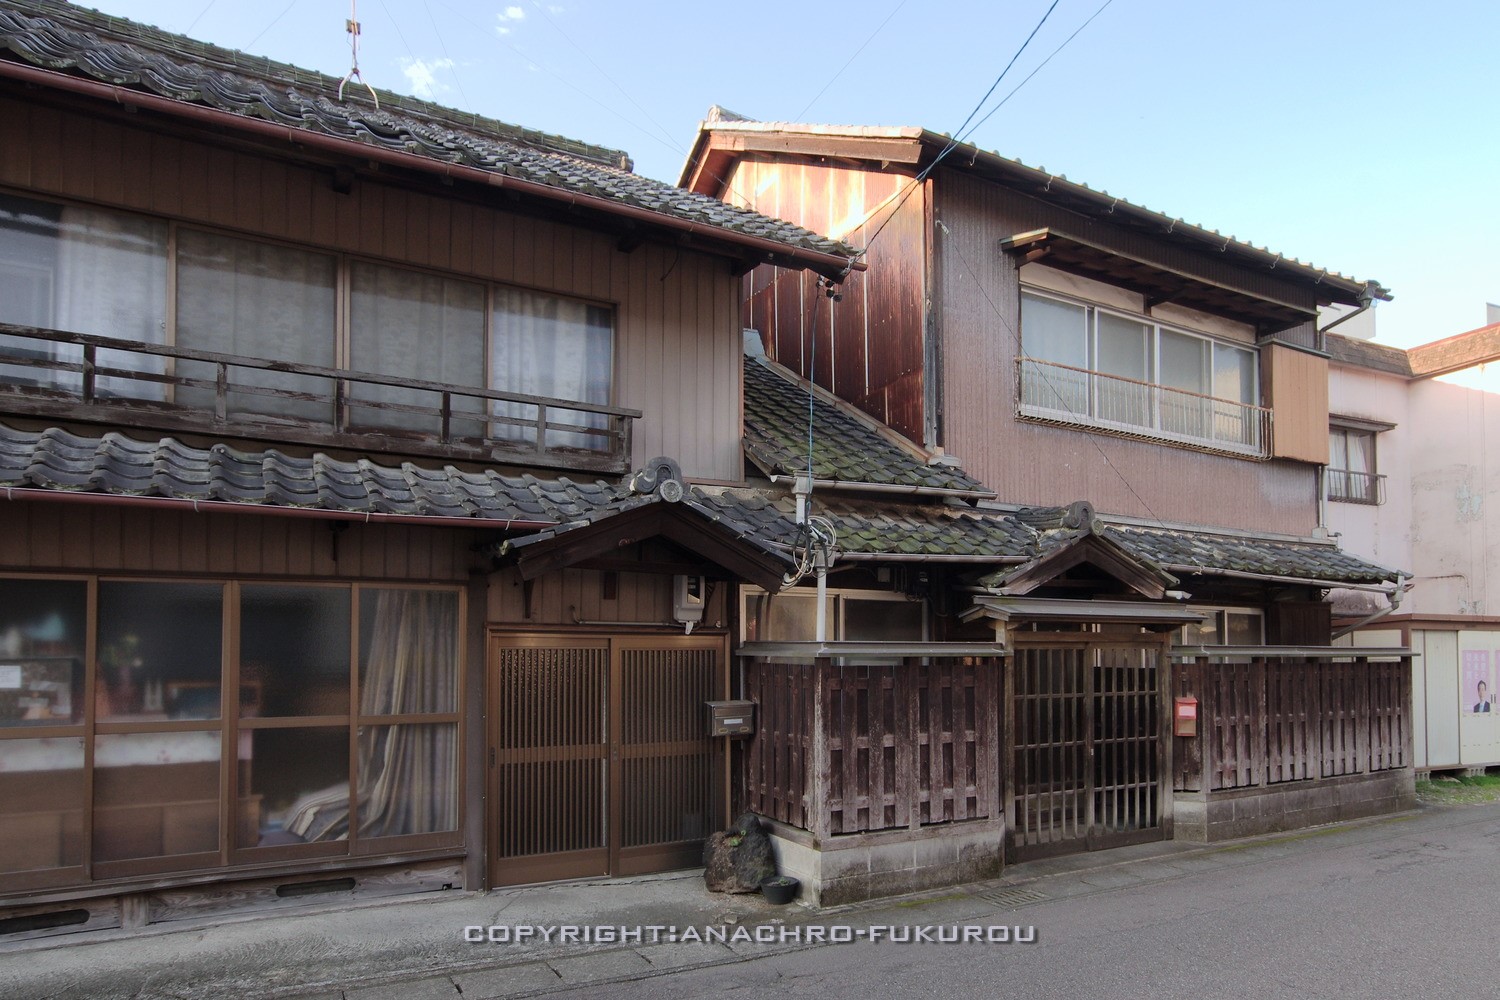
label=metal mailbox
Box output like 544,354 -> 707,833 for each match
1173,696 -> 1199,737
706,700 -> 755,738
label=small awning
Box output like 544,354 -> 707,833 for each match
963,596 -> 1211,630
1001,228 -> 1316,333
736,641 -> 1008,659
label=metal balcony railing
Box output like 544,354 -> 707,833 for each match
1326,468 -> 1385,505
0,323 -> 640,474
1016,357 -> 1271,458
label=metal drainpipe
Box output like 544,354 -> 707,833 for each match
1332,573 -> 1406,641
1317,284 -> 1377,349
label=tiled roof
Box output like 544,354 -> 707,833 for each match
0,2 -> 855,263
687,110 -> 1386,305
2,423 -> 1398,587
0,423 -> 620,521
1103,524 -> 1400,586
1408,322 -> 1500,379
1326,334 -> 1413,377
742,355 -> 992,496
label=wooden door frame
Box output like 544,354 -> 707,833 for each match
485,628 -> 729,887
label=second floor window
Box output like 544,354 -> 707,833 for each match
1019,289 -> 1264,455
0,191 -> 618,453
1328,425 -> 1383,504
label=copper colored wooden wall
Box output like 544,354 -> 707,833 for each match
1266,344 -> 1332,464
1173,656 -> 1411,792
0,503 -> 475,581
724,157 -> 930,445
0,93 -> 744,481
932,169 -> 1320,534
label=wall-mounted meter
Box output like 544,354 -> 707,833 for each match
673,574 -> 706,632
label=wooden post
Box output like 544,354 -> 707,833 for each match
1158,638 -> 1174,839
215,361 -> 228,422
1197,656 -> 1215,792
81,342 -> 96,403
810,657 -> 830,842
440,391 -> 452,443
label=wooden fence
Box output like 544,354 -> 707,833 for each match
744,657 -> 1001,837
1173,655 -> 1411,793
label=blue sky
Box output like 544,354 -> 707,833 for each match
79,0 -> 1500,348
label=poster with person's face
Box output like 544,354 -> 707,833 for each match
1462,650 -> 1494,715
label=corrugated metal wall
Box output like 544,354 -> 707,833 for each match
0,95 -> 743,481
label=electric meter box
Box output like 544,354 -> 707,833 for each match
706,700 -> 755,737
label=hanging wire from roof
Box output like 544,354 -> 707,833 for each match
338,0 -> 380,108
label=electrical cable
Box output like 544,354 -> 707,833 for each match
245,0 -> 299,51
795,0 -> 910,122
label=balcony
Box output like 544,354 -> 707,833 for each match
1326,468 -> 1385,505
1016,356 -> 1271,458
0,324 -> 640,474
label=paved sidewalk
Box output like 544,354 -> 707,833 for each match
0,805 -> 1449,1000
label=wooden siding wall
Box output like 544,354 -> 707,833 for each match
933,169 -> 1319,535
743,658 -> 999,837
726,157 -> 930,445
486,566 -> 729,628
1173,656 -> 1410,792
0,94 -> 743,481
0,503 -> 474,581
1266,344 -> 1331,464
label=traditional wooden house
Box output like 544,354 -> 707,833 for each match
0,0 -> 871,935
681,109 -> 1418,902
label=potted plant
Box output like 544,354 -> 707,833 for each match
760,874 -> 800,905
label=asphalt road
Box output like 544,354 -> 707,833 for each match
559,805 -> 1500,1000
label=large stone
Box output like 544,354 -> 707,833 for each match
702,813 -> 778,893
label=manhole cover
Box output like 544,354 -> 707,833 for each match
975,886 -> 1048,908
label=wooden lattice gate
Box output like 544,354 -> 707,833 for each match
488,632 -> 726,886
1006,638 -> 1170,861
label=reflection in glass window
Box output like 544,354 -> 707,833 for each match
97,582 -> 223,722
0,193 -> 168,399
357,723 -> 458,837
240,727 -> 349,847
0,579 -> 86,727
0,737 -> 84,874
241,585 -> 351,718
93,732 -> 221,863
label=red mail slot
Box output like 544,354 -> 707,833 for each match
1173,696 -> 1198,737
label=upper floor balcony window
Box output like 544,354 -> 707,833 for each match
1018,289 -> 1268,457
1327,424 -> 1384,505
0,192 -> 634,473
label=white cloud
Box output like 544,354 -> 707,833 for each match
496,5 -> 526,33
400,57 -> 455,100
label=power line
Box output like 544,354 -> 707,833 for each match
245,0 -> 299,52
934,218 -> 1172,532
794,0 -> 910,122
183,0 -> 218,36
858,0 -> 1062,259
422,0 -> 471,111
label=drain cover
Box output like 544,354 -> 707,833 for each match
975,886 -> 1048,908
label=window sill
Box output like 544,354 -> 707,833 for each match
1016,405 -> 1270,461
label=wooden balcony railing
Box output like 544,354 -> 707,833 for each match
0,323 -> 640,474
1017,357 -> 1272,458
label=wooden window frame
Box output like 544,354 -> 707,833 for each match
0,573 -> 465,895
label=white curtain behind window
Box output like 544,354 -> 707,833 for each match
176,230 -> 336,424
491,287 -> 613,451
0,195 -> 167,399
349,262 -> 485,438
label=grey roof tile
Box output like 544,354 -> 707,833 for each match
0,2 -> 855,263
742,356 -> 992,496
